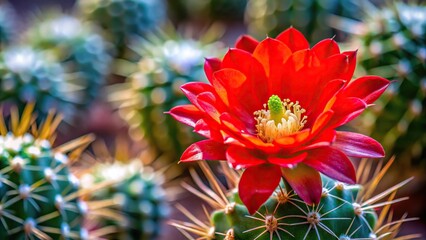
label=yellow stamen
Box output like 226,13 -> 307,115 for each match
254,97 -> 307,143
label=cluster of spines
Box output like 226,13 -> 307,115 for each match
172,160 -> 418,240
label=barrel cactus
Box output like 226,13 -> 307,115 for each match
26,15 -> 112,107
108,32 -> 224,162
245,0 -> 360,43
351,1 -> 426,171
0,47 -> 77,120
172,161 -> 417,240
0,104 -> 93,239
78,0 -> 166,56
0,2 -> 15,46
80,145 -> 169,240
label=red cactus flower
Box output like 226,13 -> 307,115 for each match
169,28 -> 388,214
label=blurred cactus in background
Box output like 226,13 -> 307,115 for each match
172,160 -> 418,240
25,14 -> 112,108
245,0 -> 360,43
108,28 -> 224,163
80,141 -> 169,240
0,104 -> 107,239
0,2 -> 16,46
167,0 -> 247,24
78,0 -> 166,57
0,47 -> 79,120
349,1 -> 426,177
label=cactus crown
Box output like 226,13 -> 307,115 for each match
171,160 -> 418,240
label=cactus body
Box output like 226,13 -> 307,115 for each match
212,178 -> 376,240
109,36 -> 223,161
0,134 -> 86,239
172,161 -> 415,240
0,3 -> 15,46
245,0 -> 360,43
27,15 -> 112,107
79,0 -> 166,55
354,2 -> 426,167
0,104 -> 95,239
82,161 -> 168,240
0,47 -> 77,119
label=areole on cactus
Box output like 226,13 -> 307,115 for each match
171,160 -> 418,240
169,27 -> 389,214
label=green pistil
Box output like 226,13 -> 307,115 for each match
268,95 -> 284,125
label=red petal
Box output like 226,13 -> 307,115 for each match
329,97 -> 366,127
320,54 -> 352,81
226,145 -> 265,169
311,110 -> 334,134
282,164 -> 322,205
252,38 -> 292,94
196,92 -> 221,122
194,119 -> 223,141
341,76 -> 390,104
204,58 -> 222,83
276,27 -> 310,52
304,147 -> 356,184
168,105 -> 203,127
291,49 -> 321,71
181,140 -> 227,162
239,164 -> 282,214
268,152 -> 307,168
306,79 -> 344,125
181,82 -> 215,108
312,39 -> 340,60
334,131 -> 385,158
235,35 -> 259,53
219,51 -> 268,113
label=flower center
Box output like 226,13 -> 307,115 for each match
254,95 -> 307,143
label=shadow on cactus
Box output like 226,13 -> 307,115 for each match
340,1 -> 426,176
171,160 -> 419,240
25,13 -> 112,109
167,0 -> 247,24
245,0 -> 361,43
79,138 -> 177,240
108,26 -> 225,164
0,104 -> 117,239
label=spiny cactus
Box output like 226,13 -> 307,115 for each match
245,0 -> 360,43
0,104 -> 102,239
80,141 -> 169,240
78,0 -> 166,56
26,15 -> 112,107
172,160 -> 417,240
108,31 -> 224,162
0,2 -> 15,46
0,47 -> 79,120
350,1 -> 426,171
